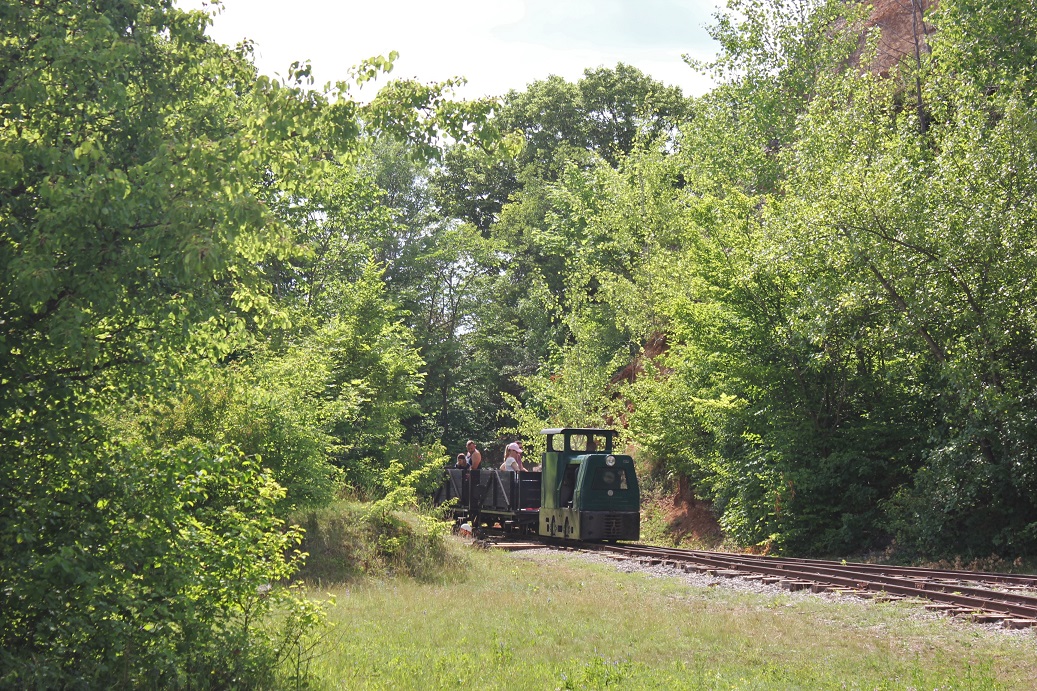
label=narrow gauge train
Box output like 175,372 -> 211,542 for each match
433,427 -> 640,541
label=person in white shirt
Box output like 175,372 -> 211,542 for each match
499,441 -> 526,472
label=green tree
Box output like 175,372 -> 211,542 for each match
622,0 -> 1037,556
779,24 -> 1037,554
420,66 -> 690,453
0,1 -> 484,682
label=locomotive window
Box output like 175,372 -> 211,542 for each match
570,434 -> 605,452
549,435 -> 565,452
591,468 -> 629,491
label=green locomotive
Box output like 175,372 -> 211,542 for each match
538,428 -> 640,541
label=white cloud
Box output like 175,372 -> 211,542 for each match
179,0 -> 719,98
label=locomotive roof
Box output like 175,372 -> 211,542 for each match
540,428 -> 617,436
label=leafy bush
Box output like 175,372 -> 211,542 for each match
0,441 -> 324,689
130,361 -> 344,512
127,263 -> 430,508
885,435 -> 1037,559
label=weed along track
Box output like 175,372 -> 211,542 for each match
494,538 -> 1037,631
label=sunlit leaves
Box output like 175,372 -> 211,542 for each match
504,0 -> 1037,557
0,0 -> 483,683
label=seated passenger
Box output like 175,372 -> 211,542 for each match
455,453 -> 469,469
499,441 -> 526,472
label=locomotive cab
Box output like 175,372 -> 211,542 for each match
539,428 -> 640,541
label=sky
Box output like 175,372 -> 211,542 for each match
178,0 -> 724,100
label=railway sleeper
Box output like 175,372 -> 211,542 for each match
780,580 -> 814,591
1004,618 -> 1037,629
923,605 -> 977,617
964,612 -> 1009,624
490,542 -> 542,551
872,594 -> 905,602
808,584 -> 862,595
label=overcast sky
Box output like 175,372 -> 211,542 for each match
179,0 -> 723,100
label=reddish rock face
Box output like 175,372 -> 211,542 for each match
666,475 -> 723,546
852,0 -> 937,75
610,332 -> 670,387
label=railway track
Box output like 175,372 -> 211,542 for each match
523,540 -> 1037,630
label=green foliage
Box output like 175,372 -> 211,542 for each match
684,0 -> 867,193
930,0 -> 1037,86
778,56 -> 1037,554
127,358 -> 344,511
494,0 -> 1037,558
431,135 -> 521,234
310,263 -> 426,483
499,63 -> 689,174
185,262 -> 426,500
0,0 -> 493,682
418,65 -> 690,449
0,440 -> 323,688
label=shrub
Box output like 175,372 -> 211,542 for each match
293,502 -> 463,585
0,441 -> 324,689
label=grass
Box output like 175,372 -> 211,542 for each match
305,544 -> 1037,690
292,501 -> 465,586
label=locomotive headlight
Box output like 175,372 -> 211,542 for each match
605,455 -> 616,466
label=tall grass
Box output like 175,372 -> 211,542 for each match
292,501 -> 467,585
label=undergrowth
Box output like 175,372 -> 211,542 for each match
292,501 -> 467,585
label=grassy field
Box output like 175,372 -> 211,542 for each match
305,542 -> 1037,690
